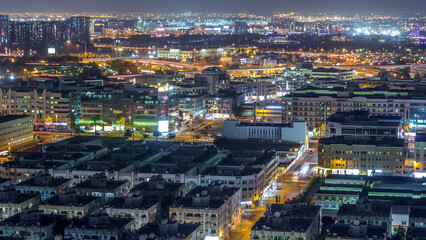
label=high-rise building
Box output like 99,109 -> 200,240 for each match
68,16 -> 91,44
0,15 -> 9,50
195,67 -> 230,95
234,21 -> 248,34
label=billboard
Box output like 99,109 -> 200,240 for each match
158,120 -> 169,133
48,48 -> 56,55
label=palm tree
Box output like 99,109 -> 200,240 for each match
91,115 -> 102,136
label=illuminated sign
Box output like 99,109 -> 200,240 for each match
47,48 -> 56,55
158,120 -> 169,133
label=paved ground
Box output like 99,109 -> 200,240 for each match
230,149 -> 318,240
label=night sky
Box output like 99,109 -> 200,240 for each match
1,0 -> 424,13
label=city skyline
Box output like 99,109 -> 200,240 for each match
1,0 -> 425,13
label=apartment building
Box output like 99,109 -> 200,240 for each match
0,88 -> 71,127
170,182 -> 241,240
281,88 -> 426,131
0,115 -> 33,152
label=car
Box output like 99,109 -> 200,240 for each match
309,150 -> 314,154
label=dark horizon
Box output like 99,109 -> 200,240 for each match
1,0 -> 425,14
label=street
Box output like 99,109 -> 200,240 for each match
229,149 -> 318,240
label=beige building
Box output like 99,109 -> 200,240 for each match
0,115 -> 33,152
105,192 -> 161,229
170,182 -> 241,240
414,133 -> 426,172
281,88 -> 424,131
251,204 -> 321,240
0,188 -> 40,220
318,138 -> 405,176
38,191 -> 101,219
157,49 -> 194,60
0,88 -> 71,127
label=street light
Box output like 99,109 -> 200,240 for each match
66,40 -> 71,55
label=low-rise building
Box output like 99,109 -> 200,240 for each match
73,172 -> 129,203
310,68 -> 356,81
0,115 -> 34,152
315,190 -> 361,211
170,182 -> 241,240
14,172 -> 72,200
0,210 -> 67,240
0,187 -> 40,220
133,218 -> 201,240
251,203 -> 321,240
64,212 -> 134,240
318,137 -> 405,176
414,133 -> 426,173
326,223 -> 388,240
224,120 -> 308,147
105,192 -> 161,229
337,203 -> 392,234
38,190 -> 101,218
325,111 -> 402,140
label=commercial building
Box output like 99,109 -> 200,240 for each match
64,212 -> 134,240
133,218 -> 202,240
281,88 -> 426,131
80,84 -> 179,132
0,115 -> 33,152
251,203 -> 321,240
0,15 -> 9,49
414,133 -> 426,173
203,95 -> 234,120
239,102 -> 283,122
234,21 -> 248,34
68,16 -> 91,44
318,137 -> 405,176
410,63 -> 426,77
195,67 -> 230,95
310,68 -> 356,81
325,111 -> 402,140
224,120 -> 308,146
178,94 -> 206,120
157,49 -> 194,60
170,182 -> 241,240
0,88 -> 71,128
319,111 -> 406,176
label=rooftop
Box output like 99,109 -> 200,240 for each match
319,136 -> 405,147
134,219 -> 199,240
15,173 -> 71,188
327,111 -> 402,126
0,211 -> 65,227
0,115 -> 32,124
67,212 -> 133,230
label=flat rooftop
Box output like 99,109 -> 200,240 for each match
0,115 -> 32,124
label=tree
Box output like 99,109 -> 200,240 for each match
317,123 -> 326,138
118,116 -> 126,136
44,116 -> 53,128
153,131 -> 162,140
106,59 -> 139,75
168,133 -> 176,139
403,123 -> 410,133
91,115 -> 102,135
124,129 -> 132,137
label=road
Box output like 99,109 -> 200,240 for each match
229,150 -> 318,240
